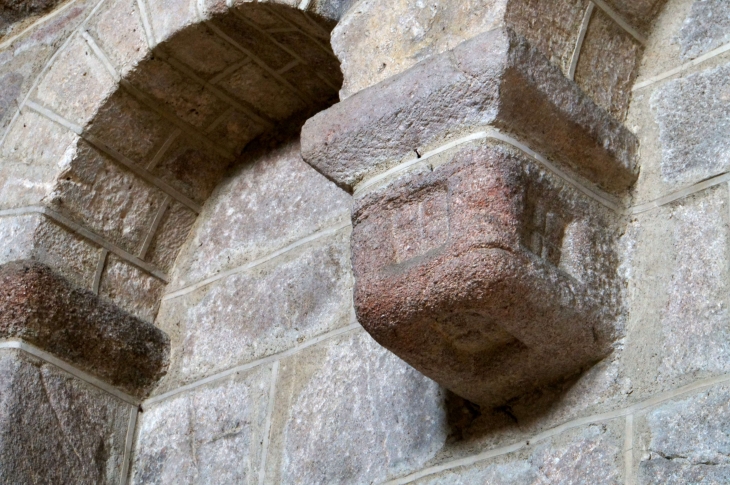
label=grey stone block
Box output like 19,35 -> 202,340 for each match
652,62 -> 730,186
303,27 -> 638,194
638,383 -> 730,484
0,260 -> 169,398
416,421 -> 624,484
132,364 -> 272,484
265,329 -> 447,484
0,348 -> 132,484
680,0 -> 730,60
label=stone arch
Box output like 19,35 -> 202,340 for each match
0,0 -> 346,321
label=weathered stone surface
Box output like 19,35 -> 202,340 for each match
0,260 -> 169,397
265,329 -> 447,484
352,141 -> 621,406
171,138 -> 350,288
163,229 -> 352,386
333,0 -> 597,98
680,0 -> 730,60
147,200 -> 196,273
50,140 -> 168,254
132,364 -> 272,484
34,35 -> 116,126
0,213 -> 39,264
0,0 -> 67,38
638,384 -> 730,483
303,28 -> 638,194
99,254 -> 166,323
86,0 -> 148,76
32,218 -> 100,290
147,0 -> 198,44
416,422 -> 623,484
0,110 -> 78,207
86,89 -> 174,166
128,56 -> 229,129
600,0 -> 668,34
0,349 -> 132,484
652,62 -> 730,186
205,109 -> 266,155
576,8 -> 642,120
621,186 -> 730,395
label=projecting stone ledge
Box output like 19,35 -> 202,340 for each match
0,261 -> 169,398
302,27 -> 639,195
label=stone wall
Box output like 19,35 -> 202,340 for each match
2,0 -> 730,483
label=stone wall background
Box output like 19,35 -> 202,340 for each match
2,0 -> 730,483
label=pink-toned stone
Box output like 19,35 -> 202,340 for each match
147,201 -> 196,272
86,0 -> 149,76
99,254 -> 165,322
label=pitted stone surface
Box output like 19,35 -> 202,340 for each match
171,139 -> 350,288
600,0 -> 668,33
0,260 -> 169,397
86,0 -> 148,76
132,365 -> 272,485
416,422 -> 623,484
265,330 -> 447,484
680,0 -> 730,60
638,384 -> 730,483
652,62 -> 730,186
304,28 -> 638,194
158,229 -> 352,388
0,214 -> 39,264
351,141 -> 620,406
0,349 -> 132,484
100,254 -> 166,323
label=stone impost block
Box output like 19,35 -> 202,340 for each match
302,28 -> 639,195
351,141 -> 620,407
0,260 -> 169,398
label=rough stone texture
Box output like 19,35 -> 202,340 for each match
158,229 -> 352,388
680,0 -> 730,59
0,349 -> 132,484
416,422 -> 624,484
621,186 -> 730,397
171,138 -> 351,289
0,110 -> 79,208
32,217 -> 100,290
147,0 -> 199,45
576,8 -> 643,121
132,364 -> 272,484
638,384 -> 730,483
333,0 -> 600,99
0,0 -> 68,38
86,0 -> 148,76
99,254 -> 166,323
0,213 -> 40,264
0,260 -> 169,397
34,34 -> 117,126
50,140 -> 168,255
651,62 -> 730,186
352,141 -> 621,406
601,0 -> 668,34
265,329 -> 447,484
146,200 -> 197,273
303,28 -> 638,194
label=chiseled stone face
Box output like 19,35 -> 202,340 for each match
638,384 -> 730,483
680,0 -> 730,60
351,141 -> 620,406
265,330 -> 447,484
0,349 -> 132,484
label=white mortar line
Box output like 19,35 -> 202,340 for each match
204,107 -> 234,134
0,206 -> 168,281
624,414 -> 635,485
25,99 -> 83,134
590,0 -> 647,45
633,40 -> 730,91
0,0 -> 108,149
0,0 -> 83,50
0,339 -> 140,405
355,130 -> 624,214
258,361 -> 279,485
92,248 -> 109,294
205,20 -> 316,107
162,218 -> 351,300
81,30 -> 121,82
120,406 -> 139,485
144,323 -> 361,406
208,57 -> 252,85
298,0 -> 311,10
263,4 -> 334,57
138,195 -> 170,259
568,2 -> 595,81
386,372 -> 730,484
628,171 -> 730,215
147,129 -> 181,171
135,0 -> 156,48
